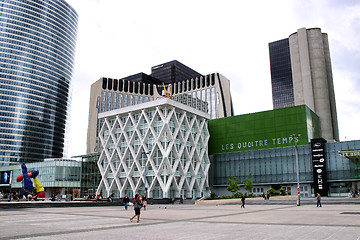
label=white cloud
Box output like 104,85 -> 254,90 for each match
65,0 -> 360,156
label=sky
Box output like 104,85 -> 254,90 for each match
65,0 -> 360,157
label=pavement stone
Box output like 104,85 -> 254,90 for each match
1,202 -> 360,240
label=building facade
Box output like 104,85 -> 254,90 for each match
269,38 -> 294,109
269,28 -> 339,142
0,0 -> 78,165
209,106 -> 360,197
0,159 -> 81,198
96,98 -> 210,199
87,61 -> 233,154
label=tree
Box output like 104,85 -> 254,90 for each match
244,173 -> 253,193
227,175 -> 240,193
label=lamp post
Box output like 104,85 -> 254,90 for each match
290,134 -> 301,206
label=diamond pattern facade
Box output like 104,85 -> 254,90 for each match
97,99 -> 210,199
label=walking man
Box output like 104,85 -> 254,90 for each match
241,194 -> 246,208
123,194 -> 130,210
316,193 -> 322,207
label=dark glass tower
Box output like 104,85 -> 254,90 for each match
269,38 -> 294,109
151,60 -> 203,84
0,0 -> 78,165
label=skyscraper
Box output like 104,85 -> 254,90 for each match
269,28 -> 339,141
0,0 -> 78,165
269,38 -> 294,109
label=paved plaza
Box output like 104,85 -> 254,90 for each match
1,203 -> 360,240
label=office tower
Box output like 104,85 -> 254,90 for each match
269,38 -> 294,109
269,28 -> 339,141
87,61 -> 233,154
151,60 -> 203,84
0,0 -> 78,165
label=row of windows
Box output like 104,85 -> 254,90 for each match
99,92 -> 154,113
0,126 -> 63,142
0,114 -> 60,133
0,10 -> 77,46
1,2 -> 77,41
0,106 -> 65,126
0,30 -> 75,67
1,25 -> 75,61
0,150 -> 61,161
0,35 -> 74,70
0,92 -> 63,114
0,41 -> 73,78
0,109 -> 65,131
0,90 -> 67,114
0,93 -> 67,120
0,73 -> 70,101
1,60 -> 70,93
30,0 -> 79,26
0,19 -> 75,54
0,131 -> 57,146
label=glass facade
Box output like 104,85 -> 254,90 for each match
0,0 -> 78,165
151,60 -> 202,84
9,159 -> 81,189
211,140 -> 360,197
269,38 -> 294,109
77,153 -> 101,197
208,105 -> 321,154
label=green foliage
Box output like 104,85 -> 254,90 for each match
244,173 -> 253,193
279,188 -> 286,196
232,192 -> 243,198
209,192 -> 217,199
267,188 -> 276,196
227,175 -> 240,193
246,192 -> 255,198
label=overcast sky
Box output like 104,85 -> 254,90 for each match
65,0 -> 360,157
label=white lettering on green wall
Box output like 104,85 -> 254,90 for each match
221,136 -> 300,152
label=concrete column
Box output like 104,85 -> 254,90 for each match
307,28 -> 334,141
289,28 -> 315,111
322,34 -> 339,141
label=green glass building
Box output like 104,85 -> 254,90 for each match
209,105 -> 360,197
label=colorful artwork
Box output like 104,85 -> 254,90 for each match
16,163 -> 45,200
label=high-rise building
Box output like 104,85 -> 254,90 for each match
151,60 -> 203,84
269,28 -> 339,141
269,38 -> 294,109
0,0 -> 78,165
87,61 -> 233,154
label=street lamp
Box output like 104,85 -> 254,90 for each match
290,134 -> 301,206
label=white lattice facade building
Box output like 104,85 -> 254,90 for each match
97,98 -> 210,199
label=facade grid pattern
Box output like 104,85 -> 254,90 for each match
97,100 -> 210,199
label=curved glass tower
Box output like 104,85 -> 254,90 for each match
0,0 -> 78,165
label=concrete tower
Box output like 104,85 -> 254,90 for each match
269,28 -> 339,142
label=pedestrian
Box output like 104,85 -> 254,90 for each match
130,193 -> 142,223
142,192 -> 147,210
316,192 -> 322,207
123,194 -> 130,210
8,193 -> 13,202
241,194 -> 246,208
